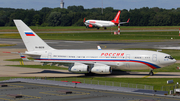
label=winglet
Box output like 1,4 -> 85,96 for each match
127,18 -> 130,23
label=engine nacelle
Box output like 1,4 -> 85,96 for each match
91,65 -> 112,74
88,24 -> 93,28
69,63 -> 90,73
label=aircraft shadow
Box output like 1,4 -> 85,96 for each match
20,69 -> 180,77
98,42 -> 133,45
20,70 -> 79,74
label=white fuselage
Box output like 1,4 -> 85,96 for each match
27,49 -> 176,70
85,20 -> 116,27
13,19 -> 176,75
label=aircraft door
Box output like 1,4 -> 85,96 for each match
48,52 -> 52,60
126,54 -> 130,61
152,54 -> 157,62
126,54 -> 130,68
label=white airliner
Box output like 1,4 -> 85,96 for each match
83,11 -> 130,29
13,20 -> 176,76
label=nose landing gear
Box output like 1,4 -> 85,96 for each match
149,69 -> 154,76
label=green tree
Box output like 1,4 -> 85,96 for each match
48,12 -> 61,26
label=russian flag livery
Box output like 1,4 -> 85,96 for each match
25,32 -> 35,36
21,56 -> 26,58
13,20 -> 176,76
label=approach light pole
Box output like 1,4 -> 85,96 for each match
118,23 -> 120,35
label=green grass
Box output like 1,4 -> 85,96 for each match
0,44 -> 16,47
161,49 -> 180,60
8,65 -> 68,70
80,77 -> 180,91
0,26 -> 180,30
0,31 -> 179,41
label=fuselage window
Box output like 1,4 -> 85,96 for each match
135,57 -> 142,59
58,55 -> 66,57
69,56 -> 75,58
86,56 -> 98,58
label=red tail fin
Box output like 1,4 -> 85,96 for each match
83,18 -> 85,22
111,10 -> 121,25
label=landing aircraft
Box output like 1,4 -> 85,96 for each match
13,20 -> 176,76
83,11 -> 130,29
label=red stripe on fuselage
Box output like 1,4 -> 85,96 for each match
37,59 -> 159,69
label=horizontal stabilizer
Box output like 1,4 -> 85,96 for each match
3,51 -> 30,61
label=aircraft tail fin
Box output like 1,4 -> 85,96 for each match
83,18 -> 86,22
111,10 -> 121,25
97,45 -> 102,50
13,20 -> 54,52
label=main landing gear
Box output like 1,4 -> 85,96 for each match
85,72 -> 95,76
149,69 -> 154,76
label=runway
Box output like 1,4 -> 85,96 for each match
1,38 -> 180,49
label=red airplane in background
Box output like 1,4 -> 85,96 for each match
84,11 -> 130,29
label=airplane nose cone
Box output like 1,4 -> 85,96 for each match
174,59 -> 177,63
169,59 -> 176,66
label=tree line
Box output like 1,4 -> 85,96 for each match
0,6 -> 180,26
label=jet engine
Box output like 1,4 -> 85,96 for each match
88,24 -> 93,28
91,64 -> 112,74
69,63 -> 90,73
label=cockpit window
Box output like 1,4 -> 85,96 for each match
165,56 -> 174,60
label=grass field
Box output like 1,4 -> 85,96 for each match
0,31 -> 179,42
76,77 -> 180,91
0,26 -> 180,32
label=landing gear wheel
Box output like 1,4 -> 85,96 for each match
149,70 -> 154,76
85,73 -> 89,76
104,27 -> 107,30
84,73 -> 95,76
97,27 -> 99,30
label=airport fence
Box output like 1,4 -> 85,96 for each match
0,77 -> 154,90
161,84 -> 180,94
47,77 -> 154,90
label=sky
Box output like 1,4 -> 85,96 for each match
0,0 -> 180,10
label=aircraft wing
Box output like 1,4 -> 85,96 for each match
119,18 -> 130,25
154,46 -> 180,50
